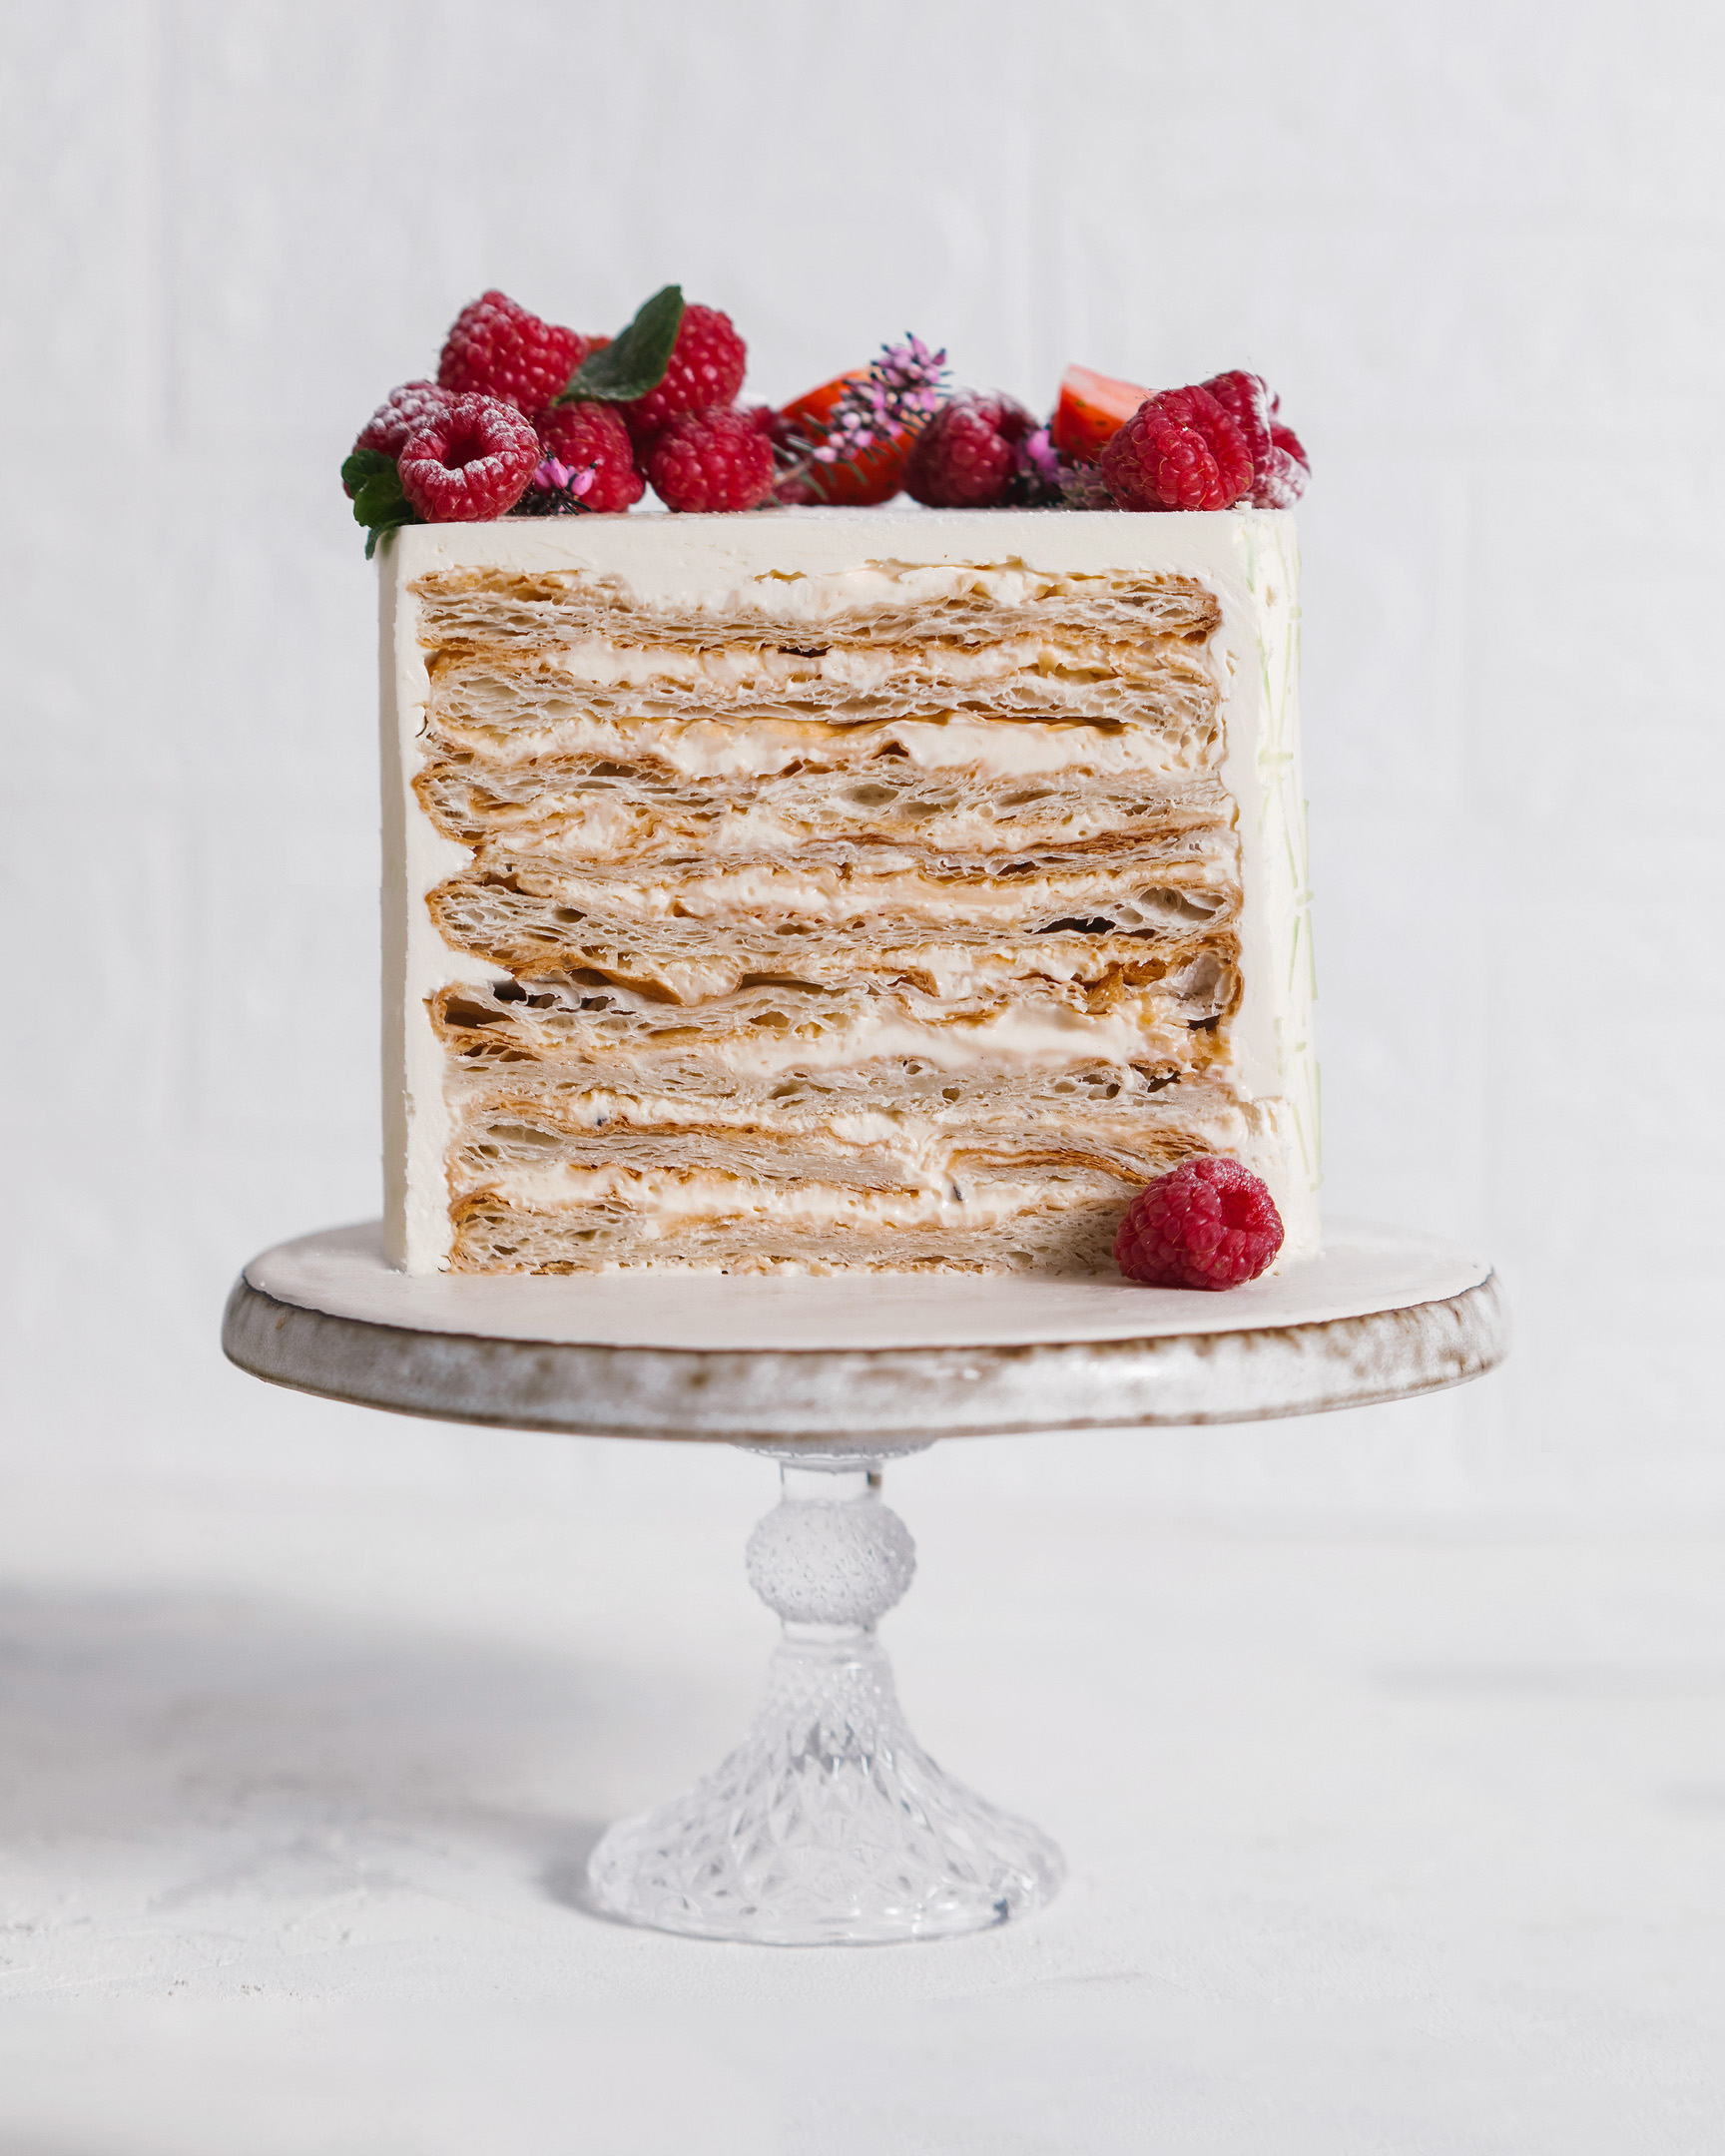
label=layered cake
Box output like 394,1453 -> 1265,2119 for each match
353,285 -> 1318,1279
379,510 -> 1316,1274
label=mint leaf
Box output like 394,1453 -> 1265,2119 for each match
362,503 -> 419,560
352,466 -> 409,526
341,447 -> 394,496
348,457 -> 421,556
557,284 -> 685,404
364,519 -> 407,560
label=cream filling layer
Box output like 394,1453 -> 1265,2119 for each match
494,795 -> 1221,864
569,561 -> 1156,632
452,1088 -> 1241,1146
481,1163 -> 1126,1233
512,855 -> 1233,927
582,938 -> 1222,1003
542,633 -> 1143,694
456,1102 -> 1245,1195
516,997 -> 1198,1079
435,713 -> 1212,782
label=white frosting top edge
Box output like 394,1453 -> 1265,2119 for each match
392,505 -> 1296,606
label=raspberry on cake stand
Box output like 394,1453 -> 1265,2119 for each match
223,1221 -> 1507,1946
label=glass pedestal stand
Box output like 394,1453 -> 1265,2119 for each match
587,1450 -> 1064,1943
222,1221 -> 1507,1949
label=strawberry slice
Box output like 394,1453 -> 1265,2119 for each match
777,370 -> 912,505
1051,363 -> 1150,461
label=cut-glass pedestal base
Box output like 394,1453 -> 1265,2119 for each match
586,1454 -> 1064,1944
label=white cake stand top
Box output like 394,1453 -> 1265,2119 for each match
223,1220 -> 1506,1445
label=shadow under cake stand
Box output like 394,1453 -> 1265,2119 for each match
223,1219 -> 1506,1946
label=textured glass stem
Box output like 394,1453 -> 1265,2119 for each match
586,1448 -> 1063,1944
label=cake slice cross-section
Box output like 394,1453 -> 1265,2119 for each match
380,509 -> 1318,1275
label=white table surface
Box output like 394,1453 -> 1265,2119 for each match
0,1448 -> 1717,2154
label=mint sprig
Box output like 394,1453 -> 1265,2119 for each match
556,284 -> 685,405
342,448 -> 421,559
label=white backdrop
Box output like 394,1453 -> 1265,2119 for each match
4,0 -> 1722,1522
4,9 -> 1725,2146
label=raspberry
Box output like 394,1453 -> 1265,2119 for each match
1113,1157 -> 1285,1291
1100,385 -> 1254,512
535,401 -> 645,513
902,393 -> 1035,508
1198,370 -> 1274,472
397,394 -> 541,522
437,290 -> 589,417
646,407 -> 777,512
353,379 -> 455,460
620,303 -> 748,445
1199,371 -> 1309,508
1254,419 -> 1310,509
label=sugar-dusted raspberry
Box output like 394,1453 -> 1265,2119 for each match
1198,371 -> 1310,508
620,302 -> 748,445
1114,1156 -> 1285,1290
353,379 -> 455,461
1254,419 -> 1310,508
1101,385 -> 1254,512
902,393 -> 1034,508
1198,370 -> 1274,472
397,394 -> 541,522
646,406 -> 777,512
535,401 -> 645,513
437,290 -> 590,417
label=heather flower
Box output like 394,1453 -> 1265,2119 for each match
1015,427 -> 1061,488
509,455 -> 601,515
810,335 -> 949,464
534,456 -> 596,497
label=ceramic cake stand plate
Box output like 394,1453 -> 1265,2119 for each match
223,1221 -> 1507,1946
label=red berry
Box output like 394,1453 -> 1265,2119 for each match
1100,385 -> 1254,512
1113,1157 -> 1285,1291
397,394 -> 541,522
437,289 -> 590,418
354,379 -> 455,461
646,406 -> 777,512
1254,420 -> 1310,508
620,302 -> 748,446
1198,370 -> 1274,472
903,393 -> 1034,508
535,401 -> 645,513
1051,364 -> 1150,461
1198,371 -> 1310,508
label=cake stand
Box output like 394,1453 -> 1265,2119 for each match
222,1220 -> 1506,1945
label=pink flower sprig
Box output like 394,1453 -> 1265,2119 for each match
1000,424 -> 1092,510
1015,426 -> 1060,488
810,335 -> 949,464
533,456 -> 596,498
511,455 -> 600,516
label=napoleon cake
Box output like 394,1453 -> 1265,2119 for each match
379,507 -> 1318,1275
